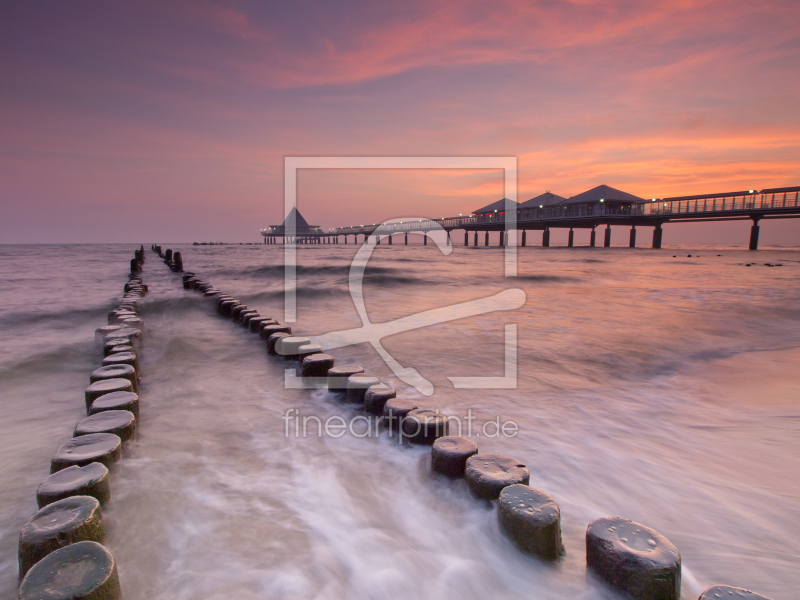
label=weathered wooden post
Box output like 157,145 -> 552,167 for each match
603,224 -> 612,247
629,226 -> 636,248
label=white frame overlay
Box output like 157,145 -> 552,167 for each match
282,156 -> 520,392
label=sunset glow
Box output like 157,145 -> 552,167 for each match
2,0 -> 799,243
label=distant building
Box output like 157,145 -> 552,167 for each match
266,207 -> 321,236
261,207 -> 323,243
473,186 -> 643,217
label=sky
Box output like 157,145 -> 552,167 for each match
1,0 -> 799,244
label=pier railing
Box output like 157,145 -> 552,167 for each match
642,190 -> 800,216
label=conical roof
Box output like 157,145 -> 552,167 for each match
472,198 -> 518,215
282,207 -> 311,229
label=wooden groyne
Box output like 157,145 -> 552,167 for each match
17,247 -> 151,599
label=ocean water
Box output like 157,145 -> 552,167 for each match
0,242 -> 798,600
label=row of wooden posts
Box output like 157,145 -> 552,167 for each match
16,248 -> 151,599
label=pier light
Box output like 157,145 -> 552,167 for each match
539,205 -> 543,208
749,190 -> 754,193
600,199 -> 605,203
652,199 -> 656,202
494,209 -> 498,213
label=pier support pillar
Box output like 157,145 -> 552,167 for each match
542,228 -> 550,247
474,231 -> 478,246
652,224 -> 662,249
749,217 -> 761,250
424,233 -> 428,246
388,234 -> 392,245
603,225 -> 611,247
447,231 -> 451,246
464,231 -> 469,246
521,230 -> 526,247
499,231 -> 504,247
590,227 -> 596,247
568,228 -> 574,247
629,226 -> 636,248
405,233 -> 408,245
485,231 -> 489,246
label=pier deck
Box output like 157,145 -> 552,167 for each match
262,186 -> 800,249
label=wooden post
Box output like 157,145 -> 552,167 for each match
521,230 -> 526,247
542,228 -> 550,247
629,226 -> 636,248
485,231 -> 489,246
464,231 -> 469,246
568,228 -> 574,247
603,225 -> 611,247
405,233 -> 408,245
590,227 -> 596,247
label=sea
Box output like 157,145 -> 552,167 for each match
0,242 -> 798,600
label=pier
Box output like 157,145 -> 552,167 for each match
264,185 -> 800,250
